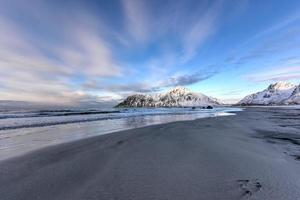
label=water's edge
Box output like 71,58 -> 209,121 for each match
0,107 -> 242,160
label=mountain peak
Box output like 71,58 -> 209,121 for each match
167,86 -> 191,95
239,81 -> 298,105
267,81 -> 296,91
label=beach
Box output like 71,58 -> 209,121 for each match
0,107 -> 300,200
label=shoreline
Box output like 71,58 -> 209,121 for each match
0,107 -> 240,131
0,113 -> 236,162
1,107 -> 300,199
0,107 -> 239,161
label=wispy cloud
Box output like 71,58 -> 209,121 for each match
0,13 -> 122,104
58,29 -> 122,77
83,68 -> 218,98
121,0 -> 224,63
245,66 -> 300,82
250,10 -> 300,42
160,70 -> 218,87
122,0 -> 150,42
84,80 -> 160,94
2,0 -> 297,104
181,0 -> 223,63
226,9 -> 300,67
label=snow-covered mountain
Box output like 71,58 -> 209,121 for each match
238,81 -> 299,105
116,87 -> 222,107
284,84 -> 300,104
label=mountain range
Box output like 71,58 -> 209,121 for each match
238,81 -> 300,105
116,81 -> 300,107
116,87 -> 222,107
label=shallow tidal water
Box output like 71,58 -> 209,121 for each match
0,107 -> 241,160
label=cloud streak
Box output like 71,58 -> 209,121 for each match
121,0 -> 223,62
2,0 -> 297,105
245,66 -> 300,82
0,12 -> 122,104
160,70 -> 218,87
181,0 -> 223,62
122,0 -> 150,42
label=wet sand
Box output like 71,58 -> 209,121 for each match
0,107 -> 300,200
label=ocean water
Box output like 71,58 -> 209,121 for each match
0,107 -> 242,160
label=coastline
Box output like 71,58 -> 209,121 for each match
1,107 -> 300,200
0,107 -> 239,161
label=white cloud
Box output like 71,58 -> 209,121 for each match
0,0 -> 228,104
0,16 -> 122,104
122,0 -> 150,42
181,1 -> 223,63
158,70 -> 218,87
58,29 -> 122,77
121,0 -> 223,63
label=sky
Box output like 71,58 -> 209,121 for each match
0,0 -> 300,105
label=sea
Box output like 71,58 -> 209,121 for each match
0,105 -> 242,160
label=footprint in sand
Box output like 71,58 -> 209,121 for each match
237,179 -> 262,197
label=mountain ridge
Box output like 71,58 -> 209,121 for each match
238,81 -> 299,105
116,86 -> 222,107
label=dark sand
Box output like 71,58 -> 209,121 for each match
1,107 -> 300,200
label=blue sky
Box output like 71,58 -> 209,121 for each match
0,0 -> 300,104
